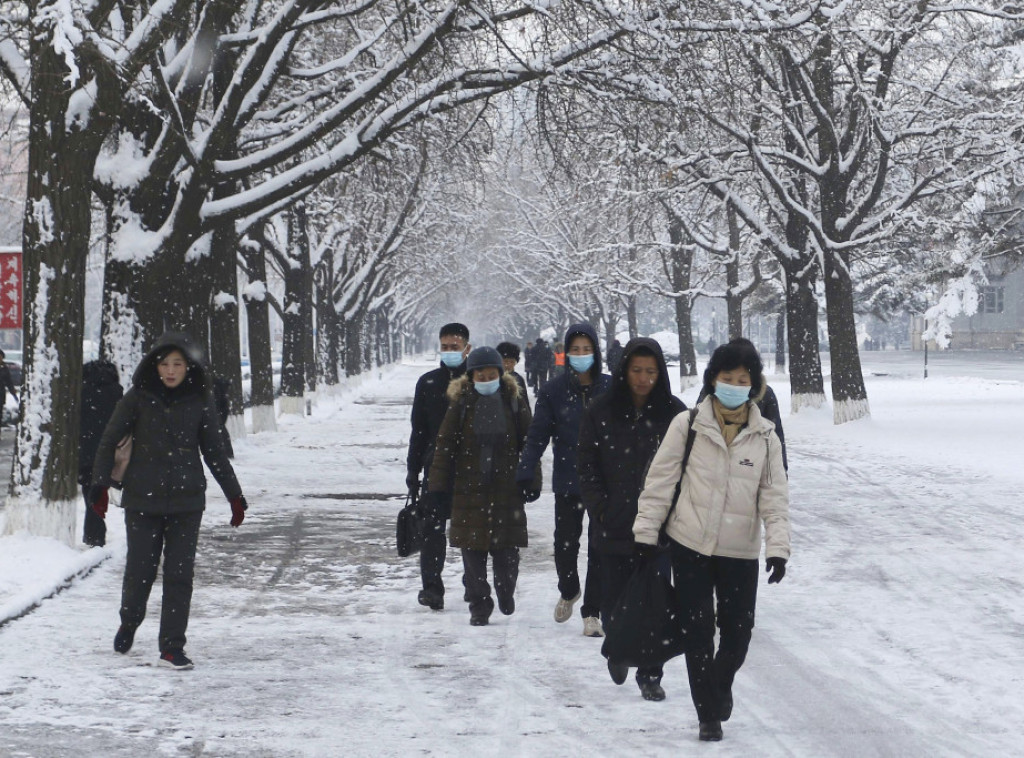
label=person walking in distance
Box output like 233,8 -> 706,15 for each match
633,340 -> 790,741
89,332 -> 248,670
406,323 -> 471,610
428,347 -> 538,626
578,338 -> 685,701
79,359 -> 124,547
516,323 -> 611,637
496,341 -> 529,408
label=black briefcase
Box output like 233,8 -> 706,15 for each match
396,492 -> 424,557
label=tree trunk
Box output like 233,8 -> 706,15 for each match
725,203 -> 743,340
626,296 -> 638,340
783,262 -> 826,410
667,214 -> 698,384
99,208 -> 146,384
774,311 -> 786,374
279,206 -> 308,415
4,38 -> 98,542
208,223 -> 245,441
241,231 -> 276,433
344,317 -> 362,377
823,250 -> 869,423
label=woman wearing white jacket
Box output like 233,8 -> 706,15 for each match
633,339 -> 790,742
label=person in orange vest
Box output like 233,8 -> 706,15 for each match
553,341 -> 565,373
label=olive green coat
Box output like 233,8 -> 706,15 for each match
428,374 -> 540,551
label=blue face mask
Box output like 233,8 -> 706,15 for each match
568,354 -> 595,374
474,378 -> 500,396
714,381 -> 751,409
440,351 -> 464,368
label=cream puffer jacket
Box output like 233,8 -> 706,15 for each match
633,396 -> 790,560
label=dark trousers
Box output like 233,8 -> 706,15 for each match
599,552 -> 663,684
81,483 -> 106,546
554,493 -> 601,618
419,491 -> 451,595
120,509 -> 203,654
670,542 -> 759,722
461,547 -> 519,618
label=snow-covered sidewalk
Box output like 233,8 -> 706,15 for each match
1,354 -> 1023,756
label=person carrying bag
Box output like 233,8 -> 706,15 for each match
633,340 -> 790,742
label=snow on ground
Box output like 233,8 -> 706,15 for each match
1,350 -> 1023,757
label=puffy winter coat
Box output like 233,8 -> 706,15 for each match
78,360 -> 124,485
91,332 -> 242,515
633,396 -> 790,561
516,323 -> 612,496
407,359 -> 467,486
428,374 -> 539,551
579,338 -> 686,555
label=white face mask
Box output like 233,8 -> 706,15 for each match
474,378 -> 500,396
714,381 -> 751,409
440,351 -> 464,368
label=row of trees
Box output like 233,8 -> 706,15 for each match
1,1 -> 1022,542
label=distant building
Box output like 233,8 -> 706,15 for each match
948,255 -> 1024,350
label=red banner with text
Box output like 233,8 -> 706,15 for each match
0,251 -> 23,329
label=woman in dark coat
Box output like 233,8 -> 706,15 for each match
89,332 -> 247,670
78,359 -> 123,547
428,346 -> 539,626
578,337 -> 686,701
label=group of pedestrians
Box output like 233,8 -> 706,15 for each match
406,322 -> 790,742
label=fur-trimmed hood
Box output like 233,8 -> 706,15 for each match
447,372 -> 522,402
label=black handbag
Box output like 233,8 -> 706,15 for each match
600,555 -> 687,668
396,492 -> 424,557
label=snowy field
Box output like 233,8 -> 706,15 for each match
1,350 -> 1023,757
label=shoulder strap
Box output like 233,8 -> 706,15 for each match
667,407 -> 699,517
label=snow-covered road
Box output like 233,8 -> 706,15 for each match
1,355 -> 1022,757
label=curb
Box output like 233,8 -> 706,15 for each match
0,547 -> 112,630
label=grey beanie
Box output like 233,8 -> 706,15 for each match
466,346 -> 504,376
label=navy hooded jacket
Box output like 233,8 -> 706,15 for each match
516,323 -> 611,496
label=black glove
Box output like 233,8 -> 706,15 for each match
765,557 -> 787,584
406,473 -> 420,497
519,483 -> 540,503
634,542 -> 658,560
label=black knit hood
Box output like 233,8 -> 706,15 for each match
133,332 -> 210,396
83,359 -> 120,388
609,337 -> 678,419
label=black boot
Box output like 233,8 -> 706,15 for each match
698,721 -> 723,742
114,625 -> 136,654
720,688 -> 733,722
639,681 -> 665,701
607,660 -> 628,685
418,588 -> 444,611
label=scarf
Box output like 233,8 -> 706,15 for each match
472,392 -> 507,484
712,397 -> 750,447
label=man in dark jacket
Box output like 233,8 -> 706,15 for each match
516,323 -> 611,637
0,349 -> 18,435
606,339 -> 624,375
524,341 -> 535,390
496,341 -> 529,408
578,337 -> 686,700
406,322 -> 471,610
532,338 -> 552,389
79,359 -> 124,546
